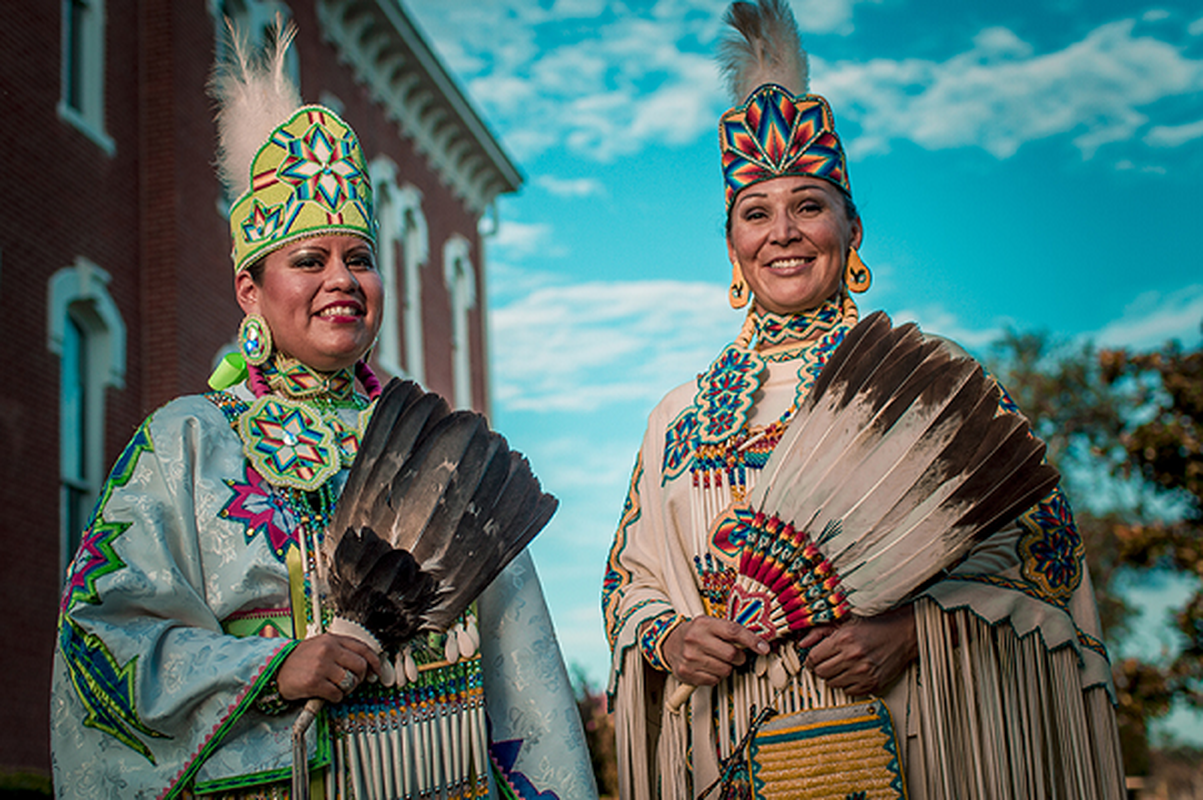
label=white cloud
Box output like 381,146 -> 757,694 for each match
408,3 -> 1203,165
881,285 -> 1203,355
407,0 -> 730,161
788,0 -> 881,35
1093,284 -> 1203,349
1145,118 -> 1203,147
489,279 -> 735,412
490,218 -> 558,260
822,20 -> 1203,159
535,175 -> 608,198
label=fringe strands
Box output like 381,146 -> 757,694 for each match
913,598 -> 1125,800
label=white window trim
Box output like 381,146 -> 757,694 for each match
369,157 -> 428,383
59,0 -> 114,155
48,258 -> 126,573
48,258 -> 126,388
443,235 -> 476,410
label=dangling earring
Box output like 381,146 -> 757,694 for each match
729,261 -> 750,309
238,314 -> 273,366
845,248 -> 871,293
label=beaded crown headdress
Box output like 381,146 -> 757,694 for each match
718,0 -> 850,209
210,20 -> 376,272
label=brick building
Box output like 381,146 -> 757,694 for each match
0,0 -> 520,783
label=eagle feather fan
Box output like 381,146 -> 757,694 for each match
668,311 -> 1059,710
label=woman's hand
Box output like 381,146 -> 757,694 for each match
276,633 -> 382,703
662,616 -> 769,686
798,605 -> 917,696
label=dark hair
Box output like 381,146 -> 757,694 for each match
245,257 -> 266,285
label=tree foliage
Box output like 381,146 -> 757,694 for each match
987,325 -> 1203,774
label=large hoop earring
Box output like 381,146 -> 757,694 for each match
729,261 -> 750,309
238,314 -> 273,366
845,248 -> 871,294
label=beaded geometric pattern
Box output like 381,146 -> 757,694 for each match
720,86 -> 849,209
756,299 -> 842,347
220,463 -> 300,562
749,699 -> 906,799
696,345 -> 766,445
661,308 -> 853,484
238,395 -> 342,491
712,507 -> 850,638
229,105 -> 376,271
264,356 -> 357,402
1016,488 -> 1084,603
603,454 -> 644,648
58,421 -> 168,761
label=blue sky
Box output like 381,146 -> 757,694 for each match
404,0 -> 1203,736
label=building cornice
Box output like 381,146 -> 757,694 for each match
316,0 -> 523,216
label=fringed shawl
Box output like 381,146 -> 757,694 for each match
604,343 -> 1124,799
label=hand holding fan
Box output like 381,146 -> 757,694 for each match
291,378 -> 557,797
667,312 -> 1058,711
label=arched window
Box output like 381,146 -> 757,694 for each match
369,157 -> 428,383
48,258 -> 126,571
59,0 -> 113,154
443,235 -> 476,410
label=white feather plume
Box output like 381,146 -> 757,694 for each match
718,0 -> 809,102
208,17 -> 301,198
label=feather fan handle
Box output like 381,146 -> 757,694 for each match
208,15 -> 301,197
719,0 -> 809,102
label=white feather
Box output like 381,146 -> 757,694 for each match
718,0 -> 809,102
746,312 -> 1059,619
208,16 -> 301,198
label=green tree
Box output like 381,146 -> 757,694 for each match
987,326 -> 1203,775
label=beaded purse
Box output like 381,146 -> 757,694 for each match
746,698 -> 907,799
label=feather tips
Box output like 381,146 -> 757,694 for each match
208,17 -> 301,198
734,311 -> 1060,632
327,526 -> 437,652
719,0 -> 809,102
322,378 -> 557,650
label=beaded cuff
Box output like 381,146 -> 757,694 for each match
639,612 -> 686,672
253,675 -> 294,716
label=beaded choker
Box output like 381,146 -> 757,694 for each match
260,355 -> 357,403
753,302 -> 843,348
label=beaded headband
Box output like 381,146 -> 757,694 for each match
227,104 -> 376,272
719,84 -> 849,209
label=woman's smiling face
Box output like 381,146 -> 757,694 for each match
236,234 -> 383,372
727,175 -> 862,315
